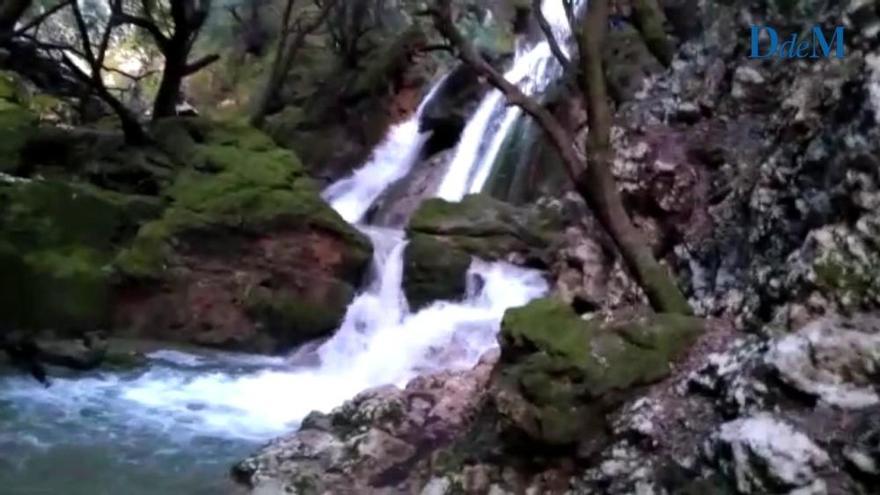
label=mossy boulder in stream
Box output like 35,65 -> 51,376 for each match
402,194 -> 564,308
114,118 -> 372,352
402,234 -> 472,311
493,298 -> 704,446
408,194 -> 563,263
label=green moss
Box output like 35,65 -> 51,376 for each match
119,119 -> 370,279
407,194 -> 561,263
0,179 -> 161,332
497,298 -> 704,445
0,71 -> 28,103
154,117 -> 277,154
0,102 -> 38,173
813,254 -> 880,308
244,283 -> 354,351
0,241 -> 111,331
402,234 -> 472,311
114,220 -> 173,278
501,298 -> 592,363
409,195 -> 519,237
1,180 -> 160,250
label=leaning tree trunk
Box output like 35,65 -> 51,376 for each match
577,0 -> 691,314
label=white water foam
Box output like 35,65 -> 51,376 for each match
115,228 -> 545,438
322,76 -> 447,224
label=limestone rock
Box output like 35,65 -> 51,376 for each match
766,314 -> 880,409
709,414 -> 830,494
233,353 -> 497,493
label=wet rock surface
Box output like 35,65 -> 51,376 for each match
232,352 -> 498,494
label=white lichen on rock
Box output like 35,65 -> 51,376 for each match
709,414 -> 830,494
766,314 -> 880,409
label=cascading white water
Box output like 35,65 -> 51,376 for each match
436,0 -> 578,201
0,65 -> 550,443
322,76 -> 448,224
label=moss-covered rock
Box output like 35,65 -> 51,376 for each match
407,194 -> 563,264
402,234 -> 472,311
603,24 -> 664,104
494,298 -> 704,446
0,82 -> 38,174
0,179 -> 161,332
401,194 -> 565,309
114,118 -> 372,352
244,279 -> 355,349
119,118 -> 371,280
0,71 -> 41,174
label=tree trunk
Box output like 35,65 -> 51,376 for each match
577,0 -> 691,314
250,0 -> 333,127
152,39 -> 187,119
250,40 -> 288,127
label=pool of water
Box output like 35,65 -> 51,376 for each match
0,350 -> 295,495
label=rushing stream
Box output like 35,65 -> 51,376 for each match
0,2 -> 573,493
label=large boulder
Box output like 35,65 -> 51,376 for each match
407,194 -> 561,262
493,298 -> 703,447
0,178 -> 160,333
402,194 -> 563,309
765,313 -> 880,409
114,118 -> 372,352
402,235 -> 472,311
707,414 -> 830,495
233,353 -> 497,493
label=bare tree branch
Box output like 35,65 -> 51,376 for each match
429,0 -> 582,184
250,0 -> 336,126
532,0 -> 570,71
112,12 -> 170,49
7,0 -> 71,39
184,53 -> 220,74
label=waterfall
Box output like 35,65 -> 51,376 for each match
322,76 -> 447,224
436,0 -> 578,201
